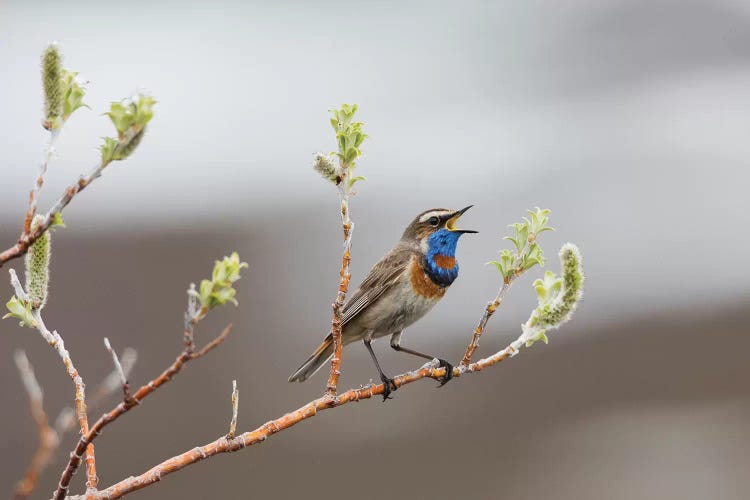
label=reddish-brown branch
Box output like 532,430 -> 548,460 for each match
460,276 -> 514,367
14,297 -> 99,496
326,196 -> 353,396
12,348 -> 136,500
0,161 -> 106,270
83,343 -> 518,500
53,324 -> 233,500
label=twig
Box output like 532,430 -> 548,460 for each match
81,339 -> 522,500
459,277 -> 514,368
32,312 -> 97,494
12,348 -> 136,500
460,234 -> 536,367
226,380 -> 238,439
12,350 -> 59,500
0,161 -> 106,270
23,130 -> 61,234
53,324 -> 233,500
54,348 -> 137,435
8,268 -> 99,494
183,287 -> 207,355
325,187 -> 353,397
89,348 -> 137,407
103,338 -> 132,402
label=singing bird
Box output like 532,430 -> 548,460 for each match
288,206 -> 477,399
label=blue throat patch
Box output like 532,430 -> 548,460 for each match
424,228 -> 462,287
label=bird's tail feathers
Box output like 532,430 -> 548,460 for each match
288,333 -> 334,383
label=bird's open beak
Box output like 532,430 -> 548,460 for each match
446,205 -> 478,233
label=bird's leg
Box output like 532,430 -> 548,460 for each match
363,333 -> 396,401
390,332 -> 454,386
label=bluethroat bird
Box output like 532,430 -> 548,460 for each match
289,206 -> 477,399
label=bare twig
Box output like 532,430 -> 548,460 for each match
54,348 -> 137,435
89,348 -> 137,406
226,380 -> 239,439
459,277 -> 514,368
103,338 -> 132,402
0,161 -> 107,270
8,268 -> 99,494
80,338 -> 521,500
53,324 -> 233,500
23,130 -> 61,234
183,287 -> 207,355
34,313 -> 97,494
12,350 -> 59,500
325,188 -> 353,397
460,234 -> 537,367
12,348 -> 136,500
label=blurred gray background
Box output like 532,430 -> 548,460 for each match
1,1 -> 749,499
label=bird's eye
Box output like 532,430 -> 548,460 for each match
428,216 -> 440,227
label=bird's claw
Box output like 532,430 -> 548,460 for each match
436,359 -> 454,387
380,375 -> 397,401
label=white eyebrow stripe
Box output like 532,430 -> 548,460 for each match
418,210 -> 452,223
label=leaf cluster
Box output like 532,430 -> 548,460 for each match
329,104 -> 368,189
489,208 -> 554,280
100,94 -> 155,165
189,252 -> 248,310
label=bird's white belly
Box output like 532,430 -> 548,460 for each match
355,282 -> 441,339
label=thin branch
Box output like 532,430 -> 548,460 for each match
183,288 -> 207,355
89,348 -> 137,406
12,350 -> 59,500
53,324 -> 233,500
12,347 -> 137,500
459,236 -> 536,367
191,325 -> 233,359
23,307 -> 98,495
82,339 -> 522,500
0,161 -> 107,270
459,277 -> 514,368
8,267 -> 99,495
325,187 -> 353,397
55,348 -> 137,435
103,338 -> 132,402
226,380 -> 238,439
23,129 -> 61,234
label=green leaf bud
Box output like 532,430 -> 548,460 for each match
198,252 -> 248,310
493,208 -> 554,280
3,296 -> 36,328
101,94 -> 155,165
61,69 -> 88,120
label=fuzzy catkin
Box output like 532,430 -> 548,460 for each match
42,44 -> 63,127
25,216 -> 51,310
537,243 -> 583,327
116,127 -> 145,160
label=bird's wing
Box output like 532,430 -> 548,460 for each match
341,246 -> 412,327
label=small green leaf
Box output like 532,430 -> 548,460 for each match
347,175 -> 366,189
3,296 -> 36,328
60,69 -> 88,120
52,212 -> 65,228
197,252 -> 248,310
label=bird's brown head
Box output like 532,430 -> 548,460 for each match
401,206 -> 478,243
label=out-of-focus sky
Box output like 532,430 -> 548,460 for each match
1,2 -> 749,499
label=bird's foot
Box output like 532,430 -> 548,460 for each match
380,375 -> 397,401
436,359 -> 454,387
